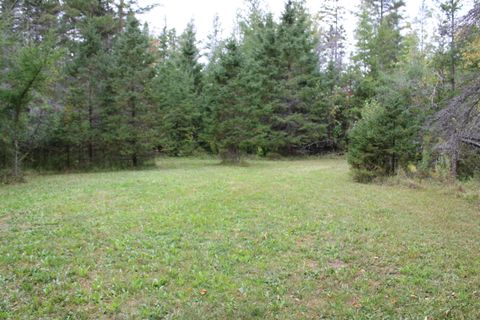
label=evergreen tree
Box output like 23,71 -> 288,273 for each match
375,1 -> 405,71
207,39 -> 259,163
238,8 -> 278,154
348,97 -> 420,181
0,1 -> 60,179
177,21 -> 204,93
436,0 -> 462,92
268,0 -> 326,155
64,14 -> 115,167
151,23 -> 202,156
105,16 -> 155,167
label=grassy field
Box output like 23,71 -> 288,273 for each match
0,157 -> 479,319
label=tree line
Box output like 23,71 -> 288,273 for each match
0,0 -> 479,182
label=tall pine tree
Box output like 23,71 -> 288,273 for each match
105,15 -> 155,167
207,39 -> 259,162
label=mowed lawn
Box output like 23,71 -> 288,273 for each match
0,158 -> 479,319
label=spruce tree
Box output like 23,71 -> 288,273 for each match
106,15 -> 155,167
271,0 -> 326,155
151,24 -> 202,156
239,11 -> 279,155
152,59 -> 199,156
207,39 -> 259,163
177,21 -> 204,94
64,16 -> 113,166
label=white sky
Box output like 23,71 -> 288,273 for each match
138,0 -> 474,55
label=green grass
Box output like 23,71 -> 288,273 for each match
0,157 -> 479,319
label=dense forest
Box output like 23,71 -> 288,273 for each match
0,0 -> 479,182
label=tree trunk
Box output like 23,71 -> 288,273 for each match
451,149 -> 459,179
132,153 -> 138,167
450,0 -> 456,92
88,83 -> 94,164
12,108 -> 22,181
66,144 -> 71,169
380,0 -> 384,22
13,136 -> 20,179
222,145 -> 240,164
130,97 -> 138,167
119,0 -> 125,31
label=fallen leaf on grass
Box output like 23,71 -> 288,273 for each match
350,297 -> 362,309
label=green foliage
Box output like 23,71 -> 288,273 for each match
152,59 -> 199,156
348,98 -> 420,181
151,23 -> 203,156
272,1 -> 326,155
348,101 -> 390,177
353,5 -> 377,75
0,0 -> 478,183
0,30 -> 60,178
206,39 -> 260,163
241,1 -> 327,155
104,16 -> 156,167
458,147 -> 480,180
177,21 -> 204,93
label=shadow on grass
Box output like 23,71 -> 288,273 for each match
16,155 -> 338,182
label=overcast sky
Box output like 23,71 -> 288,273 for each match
138,0 -> 474,55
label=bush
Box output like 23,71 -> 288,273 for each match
347,100 -> 420,182
458,147 -> 480,180
347,101 -> 390,177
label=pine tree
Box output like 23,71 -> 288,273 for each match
151,23 -> 202,156
64,14 -> 114,167
268,0 -> 326,155
177,21 -> 204,94
207,39 -> 259,163
375,1 -> 405,71
348,98 -> 420,181
106,16 -> 155,167
436,0 -> 461,92
354,3 -> 377,75
238,9 -> 278,155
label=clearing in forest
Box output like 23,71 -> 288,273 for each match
0,158 -> 479,319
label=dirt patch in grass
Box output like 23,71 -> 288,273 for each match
328,259 -> 347,270
0,214 -> 12,230
305,259 -> 319,269
295,235 -> 317,248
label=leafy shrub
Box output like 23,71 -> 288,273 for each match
347,100 -> 420,182
458,147 -> 480,180
348,101 -> 390,177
